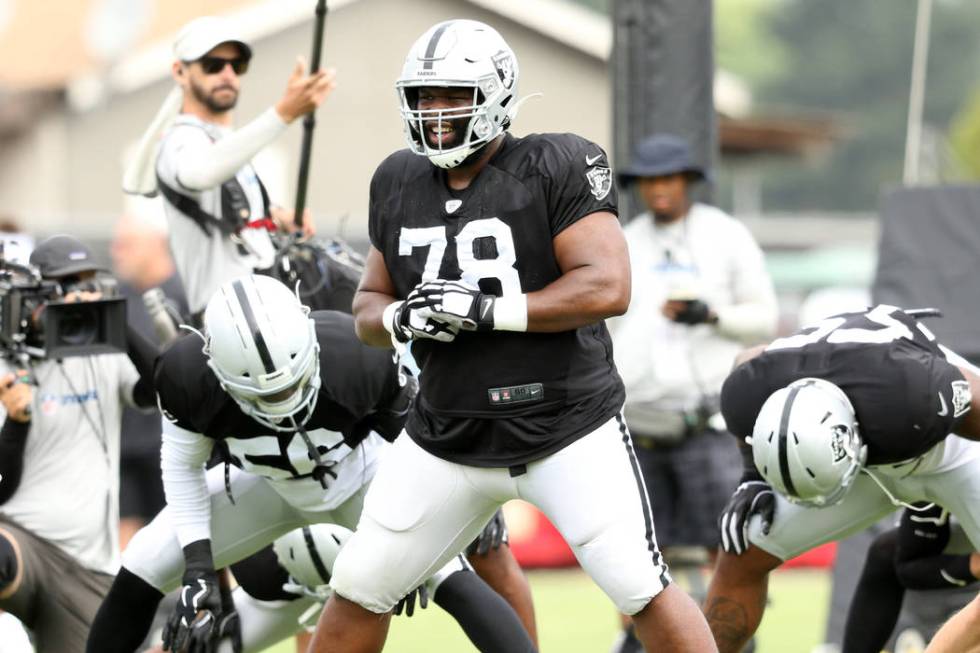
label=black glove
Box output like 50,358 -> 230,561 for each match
467,509 -> 507,556
408,280 -> 496,331
162,541 -> 240,653
718,481 -> 776,555
211,578 -> 242,653
393,583 -> 429,617
386,297 -> 460,343
671,299 -> 714,325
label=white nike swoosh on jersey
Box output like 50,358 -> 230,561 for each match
585,153 -> 603,165
937,392 -> 948,417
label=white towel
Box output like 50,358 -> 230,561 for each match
122,86 -> 184,196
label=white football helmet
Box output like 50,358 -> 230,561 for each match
751,378 -> 867,508
396,19 -> 519,168
203,275 -> 320,431
273,524 -> 352,599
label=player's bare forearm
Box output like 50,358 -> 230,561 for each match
703,547 -> 779,653
353,289 -> 396,348
525,263 -> 629,332
353,246 -> 400,348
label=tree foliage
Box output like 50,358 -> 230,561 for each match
750,0 -> 980,211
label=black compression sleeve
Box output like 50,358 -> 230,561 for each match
841,528 -> 905,653
126,324 -> 159,408
0,420 -> 30,504
433,569 -> 536,653
86,567 -> 165,653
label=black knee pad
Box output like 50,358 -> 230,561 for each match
0,532 -> 17,593
866,527 -> 899,571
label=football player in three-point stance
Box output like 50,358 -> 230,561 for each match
310,19 -> 716,653
704,305 -> 980,653
85,275 -> 535,653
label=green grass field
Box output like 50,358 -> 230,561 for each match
261,567 -> 831,652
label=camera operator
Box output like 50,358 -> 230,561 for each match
607,134 -> 778,653
0,235 -> 158,652
123,15 -> 336,320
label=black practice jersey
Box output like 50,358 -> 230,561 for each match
154,311 -> 410,478
369,132 -> 625,466
722,305 -> 970,465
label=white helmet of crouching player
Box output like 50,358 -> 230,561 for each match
274,523 -> 352,601
203,274 -> 321,431
396,19 -> 521,169
751,377 -> 867,507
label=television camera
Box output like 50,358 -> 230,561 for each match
0,257 -> 126,361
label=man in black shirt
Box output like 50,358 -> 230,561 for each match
702,305 -> 980,653
310,18 -> 715,653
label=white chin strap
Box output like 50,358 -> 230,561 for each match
861,468 -> 935,512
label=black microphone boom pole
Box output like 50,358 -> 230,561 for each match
292,0 -> 328,231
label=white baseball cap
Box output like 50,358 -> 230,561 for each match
173,16 -> 252,62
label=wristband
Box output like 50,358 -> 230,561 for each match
382,301 -> 404,337
183,538 -> 215,574
492,294 -> 528,332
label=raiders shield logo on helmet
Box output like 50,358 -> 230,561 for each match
585,165 -> 612,200
492,51 -> 516,89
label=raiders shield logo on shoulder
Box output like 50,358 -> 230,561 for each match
492,51 -> 515,89
586,165 -> 612,200
952,380 -> 971,418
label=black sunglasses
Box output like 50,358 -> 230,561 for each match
197,56 -> 249,75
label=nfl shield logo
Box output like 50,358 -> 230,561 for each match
586,165 -> 612,200
492,51 -> 516,89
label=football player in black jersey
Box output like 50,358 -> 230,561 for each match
309,18 -> 716,653
699,305 -> 980,653
85,275 -> 536,653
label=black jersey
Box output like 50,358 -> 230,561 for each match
369,132 -> 625,466
722,305 -> 969,465
154,311 -> 409,479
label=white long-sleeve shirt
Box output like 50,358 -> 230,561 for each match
609,203 -> 778,413
156,109 -> 288,313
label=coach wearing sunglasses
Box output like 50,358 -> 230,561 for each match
125,16 -> 336,319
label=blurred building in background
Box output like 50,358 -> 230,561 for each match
0,0 -> 835,242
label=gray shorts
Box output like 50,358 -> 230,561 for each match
0,517 -> 113,653
634,429 -> 742,548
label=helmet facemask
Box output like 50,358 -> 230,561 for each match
397,79 -> 509,169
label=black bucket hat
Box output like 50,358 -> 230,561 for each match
617,133 -> 707,185
29,235 -> 107,279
